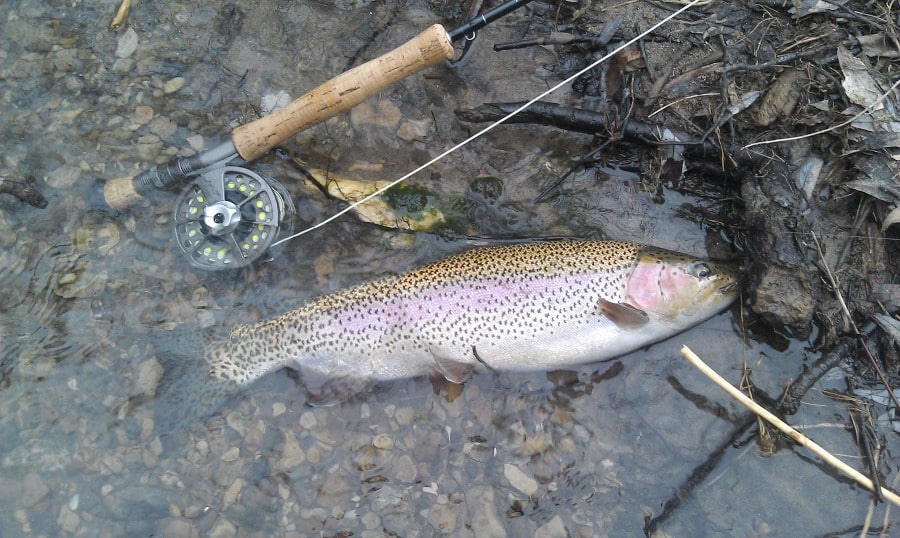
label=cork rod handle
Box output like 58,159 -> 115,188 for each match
102,176 -> 143,210
231,24 -> 454,162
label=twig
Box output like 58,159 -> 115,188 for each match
110,0 -> 131,30
643,410 -> 757,534
780,337 -> 857,414
680,345 -> 900,507
722,43 -> 836,73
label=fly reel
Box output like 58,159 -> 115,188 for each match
173,166 -> 294,270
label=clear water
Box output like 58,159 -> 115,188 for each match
0,0 -> 896,536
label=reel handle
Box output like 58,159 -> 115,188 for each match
231,24 -> 454,161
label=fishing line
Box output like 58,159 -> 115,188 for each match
270,0 -> 707,248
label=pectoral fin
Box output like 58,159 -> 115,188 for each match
433,354 -> 475,384
598,298 -> 649,329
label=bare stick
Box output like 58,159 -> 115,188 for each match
110,0 -> 131,30
680,345 -> 900,507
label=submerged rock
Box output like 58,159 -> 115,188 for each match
752,264 -> 815,333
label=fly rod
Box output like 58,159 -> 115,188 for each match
99,0 -> 536,211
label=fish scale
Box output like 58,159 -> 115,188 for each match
151,239 -> 737,432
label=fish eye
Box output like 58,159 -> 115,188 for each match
691,262 -> 712,279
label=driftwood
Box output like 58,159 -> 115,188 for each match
0,176 -> 47,208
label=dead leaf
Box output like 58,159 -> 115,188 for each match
838,45 -> 884,110
795,156 -> 823,201
857,34 -> 900,59
790,0 -> 847,17
882,206 -> 900,231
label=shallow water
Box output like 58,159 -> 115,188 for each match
1,0 -> 897,536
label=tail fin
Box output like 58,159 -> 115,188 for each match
134,327 -> 242,436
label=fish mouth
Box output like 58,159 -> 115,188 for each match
718,279 -> 739,294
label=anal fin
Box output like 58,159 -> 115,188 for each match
598,298 -> 649,329
433,354 -> 475,384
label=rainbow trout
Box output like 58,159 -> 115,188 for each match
152,240 -> 737,432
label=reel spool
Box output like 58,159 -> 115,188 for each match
173,166 -> 294,270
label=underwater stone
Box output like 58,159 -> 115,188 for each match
116,28 -> 138,59
504,463 -> 538,496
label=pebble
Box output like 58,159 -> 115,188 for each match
272,402 -> 287,417
116,28 -> 138,59
372,434 -> 394,450
150,116 -> 177,139
197,310 -> 216,329
390,454 -> 417,483
159,470 -> 184,489
101,453 -> 124,474
22,473 -> 49,507
223,478 -> 243,505
427,503 -> 457,533
163,519 -> 194,537
57,505 -> 80,533
361,511 -> 380,530
132,105 -> 154,125
534,515 -> 567,538
465,485 -> 507,538
350,100 -> 401,128
260,90 -> 291,115
133,357 -> 163,397
316,473 -> 351,508
164,77 -> 186,94
113,58 -> 134,74
299,411 -> 317,429
276,432 -> 306,471
190,286 -> 210,308
221,447 -> 240,462
208,517 -> 237,538
187,134 -> 205,152
397,118 -> 432,141
394,406 -> 414,426
46,163 -> 81,189
55,269 -> 108,299
306,444 -> 323,464
504,463 -> 538,496
245,420 -> 266,447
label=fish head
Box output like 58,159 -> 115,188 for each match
624,247 -> 739,328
